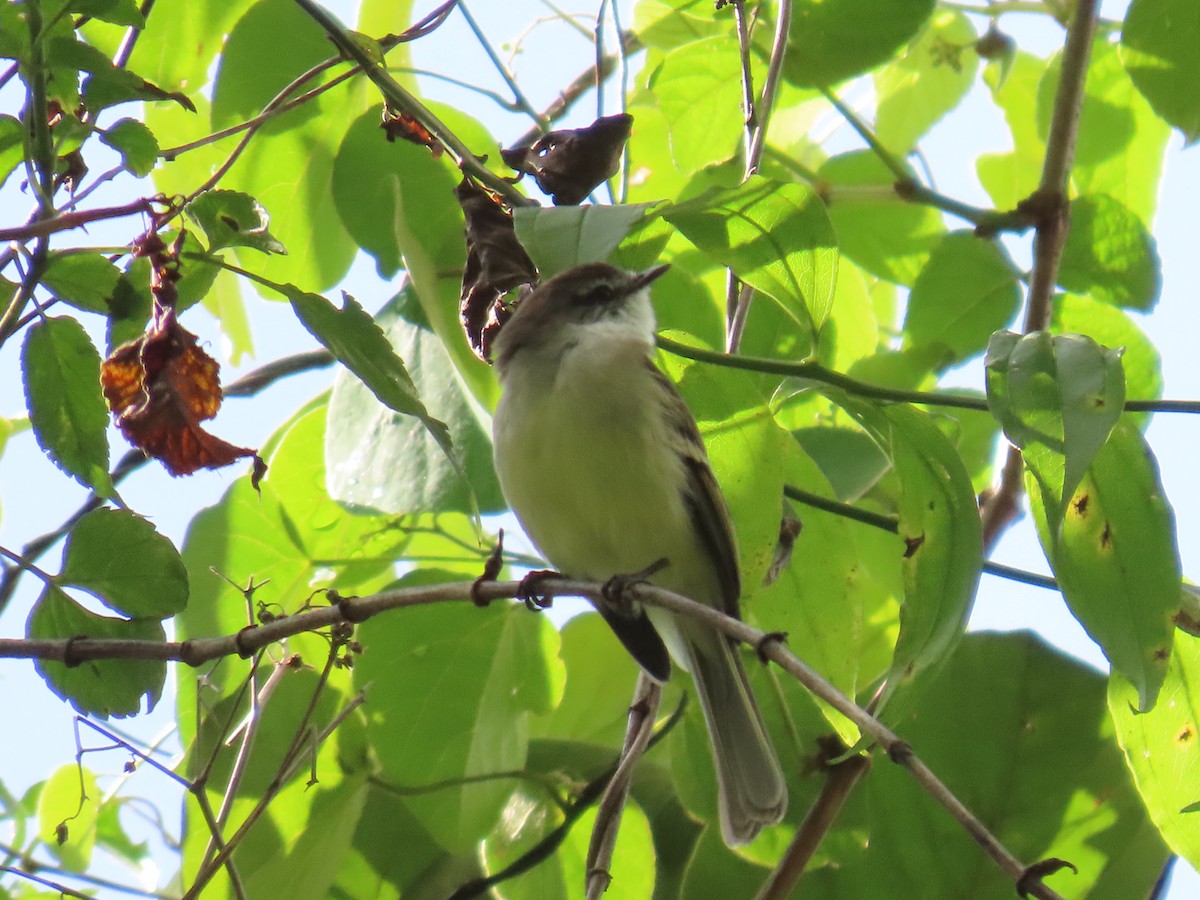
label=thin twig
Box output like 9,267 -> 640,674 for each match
458,1 -> 546,127
0,199 -> 156,242
781,485 -> 1059,590
658,336 -> 1199,416
585,674 -> 661,899
293,0 -> 531,206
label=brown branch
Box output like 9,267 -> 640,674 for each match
980,0 -> 1099,546
755,749 -> 871,900
0,199 -> 156,243
585,673 -> 661,899
4,575 -> 1065,899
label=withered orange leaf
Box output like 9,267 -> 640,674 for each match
100,311 -> 264,482
455,177 -> 537,362
501,113 -> 633,206
381,108 -> 442,157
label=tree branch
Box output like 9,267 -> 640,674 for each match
980,0 -> 1099,548
755,748 -> 871,900
3,575 -> 1066,899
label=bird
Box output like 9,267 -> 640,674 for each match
490,261 -> 787,845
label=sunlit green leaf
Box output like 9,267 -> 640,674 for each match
1121,0 -> 1200,144
325,287 -> 503,516
647,38 -> 744,172
874,10 -> 979,153
1110,630 -> 1200,870
820,151 -> 944,287
21,316 -> 114,496
28,585 -> 166,718
210,0 -> 361,291
904,232 -> 1021,363
1029,419 -> 1179,712
783,0 -> 936,87
99,117 -> 158,176
803,632 -> 1168,898
353,582 -> 562,854
37,764 -> 99,872
40,251 -> 122,314
1058,194 -> 1161,311
513,203 -> 659,277
186,189 -> 286,254
830,398 -> 982,706
60,507 -> 188,619
665,176 -> 839,332
1052,293 -> 1162,408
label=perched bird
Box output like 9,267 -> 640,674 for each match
491,261 -> 787,845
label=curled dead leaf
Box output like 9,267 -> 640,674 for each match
501,113 -> 633,205
100,309 -> 264,483
455,176 -> 537,362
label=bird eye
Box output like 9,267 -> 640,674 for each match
578,283 -> 617,306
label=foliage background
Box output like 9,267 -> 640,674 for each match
1,0 -> 1199,897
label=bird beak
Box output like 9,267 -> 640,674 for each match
628,263 -> 670,292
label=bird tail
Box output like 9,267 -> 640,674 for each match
684,625 -> 788,845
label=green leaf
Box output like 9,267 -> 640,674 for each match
792,426 -> 890,502
185,189 -> 287,254
1110,630 -> 1200,869
95,800 -> 149,865
483,792 -> 656,900
831,398 -> 982,703
633,0 -> 724,49
210,0 -> 360,292
904,232 -> 1021,363
352,590 -> 562,853
874,10 -> 979,154
819,151 -> 944,286
528,613 -> 647,747
28,585 -> 166,717
984,330 -> 1125,531
99,117 -> 158,177
664,175 -> 839,332
45,36 -> 194,112
68,0 -> 145,27
1029,419 -> 1179,712
1058,194 -> 1161,311
325,287 -> 504,516
21,316 -> 115,496
40,251 -> 122,314
0,114 -> 22,188
1037,39 -> 1171,225
755,440 -> 864,743
241,778 -> 369,900
286,288 -> 460,485
59,507 -> 188,619
513,203 -> 659,277
331,107 -> 457,280
647,37 -> 744,171
1052,293 -> 1161,407
1121,0 -> 1200,144
783,0 -> 936,87
804,632 -> 1168,898
37,764 -> 99,872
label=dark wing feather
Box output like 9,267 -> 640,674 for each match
646,362 -> 742,617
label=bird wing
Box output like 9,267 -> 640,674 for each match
647,362 -> 742,618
